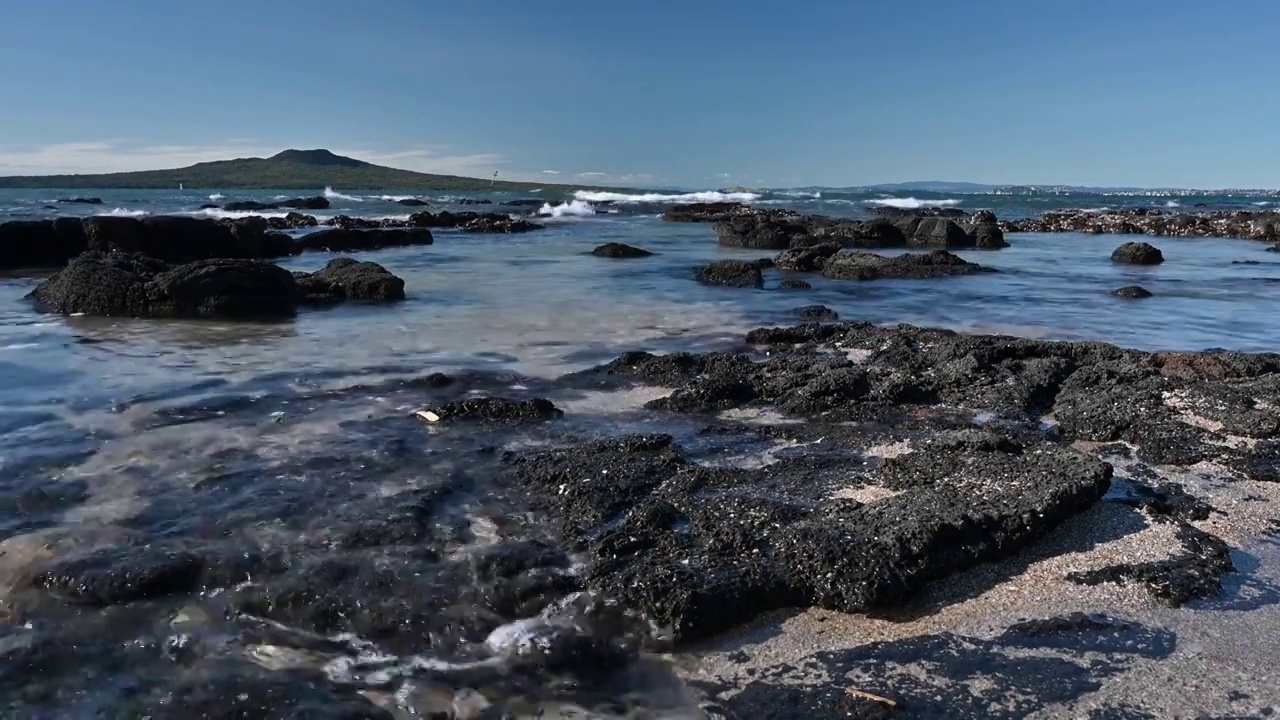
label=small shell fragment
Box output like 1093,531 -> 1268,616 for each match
413,409 -> 442,423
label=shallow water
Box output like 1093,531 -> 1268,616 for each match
4,187 -> 1280,716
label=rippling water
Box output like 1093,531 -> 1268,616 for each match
3,187 -> 1280,716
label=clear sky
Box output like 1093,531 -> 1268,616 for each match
1,0 -> 1277,188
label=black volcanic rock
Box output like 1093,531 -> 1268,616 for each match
0,218 -> 89,269
775,243 -> 841,272
695,260 -> 765,288
395,198 -> 429,207
1113,286 -> 1154,299
1112,242 -> 1165,265
296,227 -> 434,252
56,197 -> 103,205
29,252 -> 299,319
591,243 -> 653,258
295,258 -> 406,304
821,250 -> 994,281
28,251 -> 405,319
223,196 -> 330,212
405,211 -> 542,233
777,279 -> 813,290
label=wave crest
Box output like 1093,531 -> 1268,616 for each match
538,200 -> 597,218
208,193 -> 225,201
324,186 -> 364,202
573,190 -> 759,204
865,197 -> 961,209
101,208 -> 150,217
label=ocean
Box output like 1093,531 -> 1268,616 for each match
3,186 -> 1280,717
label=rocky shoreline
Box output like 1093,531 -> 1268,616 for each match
4,316 -> 1280,717
0,210 -> 540,272
1001,207 -> 1280,241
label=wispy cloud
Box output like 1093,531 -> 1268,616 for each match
577,171 -> 608,178
541,170 -> 561,175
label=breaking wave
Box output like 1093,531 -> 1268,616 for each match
1165,200 -> 1181,208
208,193 -> 225,201
324,186 -> 364,202
775,190 -> 822,199
864,197 -> 962,209
376,195 -> 420,202
573,190 -> 759,204
101,208 -> 150,217
538,200 -> 597,219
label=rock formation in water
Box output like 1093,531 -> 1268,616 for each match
1002,207 -> 1280,241
223,196 -> 331,212
28,252 -> 406,319
1111,241 -> 1165,265
591,243 -> 654,258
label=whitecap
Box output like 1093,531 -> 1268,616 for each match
208,193 -> 225,201
864,197 -> 961,209
1165,200 -> 1181,208
323,186 -> 364,202
538,200 -> 596,218
100,208 -> 150,217
376,195 -> 419,202
777,190 -> 822,199
573,190 -> 760,204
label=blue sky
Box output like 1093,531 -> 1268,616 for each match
1,0 -> 1277,188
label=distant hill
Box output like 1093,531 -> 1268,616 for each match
0,149 -> 623,192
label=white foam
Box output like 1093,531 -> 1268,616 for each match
323,186 -> 364,202
1165,200 -> 1181,208
538,200 -> 596,218
183,208 -> 297,220
573,190 -> 760,204
100,208 -> 150,217
778,190 -> 822,199
376,195 -> 419,202
864,197 -> 961,209
208,193 -> 225,201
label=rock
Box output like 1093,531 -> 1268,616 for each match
695,260 -> 765,288
664,202 -> 755,223
74,215 -> 300,263
1113,286 -> 1154,299
503,199 -> 551,208
198,203 -> 220,210
55,197 -> 103,205
457,198 -> 493,205
793,305 -> 839,321
324,215 -> 385,230
591,243 -> 653,258
431,397 -> 563,423
714,215 -> 807,250
32,543 -> 267,606
904,217 -> 973,247
223,196 -> 330,212
1002,208 -> 1280,242
821,250 -> 994,281
282,212 -> 319,228
0,218 -> 88,269
29,252 -> 302,319
138,669 -> 393,720
970,210 -> 998,224
1111,242 -> 1165,265
777,279 -> 813,290
296,228 -> 435,252
867,206 -> 968,219
295,258 -> 406,303
775,243 -> 841,272
395,198 -> 429,206
405,211 -> 543,233
1067,522 -> 1234,606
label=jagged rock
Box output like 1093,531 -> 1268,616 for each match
775,243 -> 841,272
295,258 -> 406,303
1112,242 -> 1165,265
695,260 -> 765,288
395,198 -> 429,206
778,279 -> 813,290
1003,208 -> 1280,242
821,250 -> 994,281
56,197 -> 103,205
792,305 -> 840,321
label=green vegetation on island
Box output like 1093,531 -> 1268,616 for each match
0,149 -> 627,192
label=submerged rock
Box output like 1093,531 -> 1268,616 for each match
777,279 -> 813,290
1111,242 -> 1165,265
1112,285 -> 1154,299
56,197 -> 103,205
591,243 -> 653,258
694,260 -> 765,288
821,250 -> 994,281
431,397 -> 564,423
395,198 -> 429,206
296,227 -> 435,252
223,196 -> 330,211
792,305 -> 840,321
